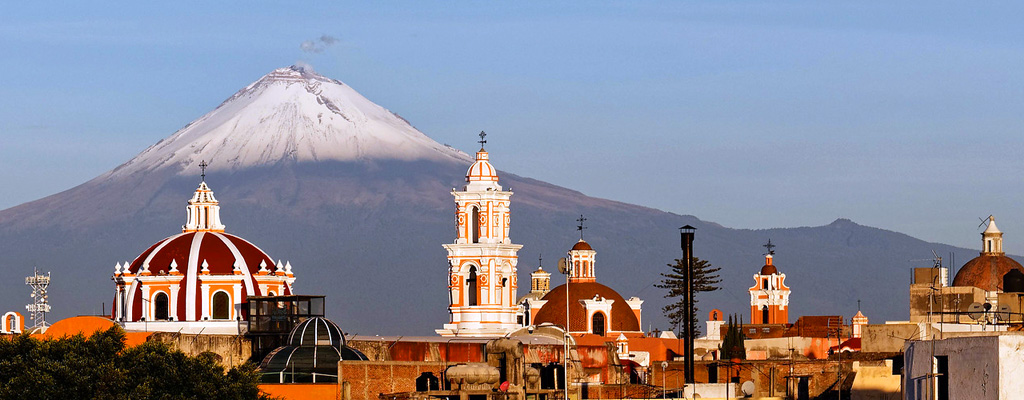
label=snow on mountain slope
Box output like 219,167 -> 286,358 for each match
107,65 -> 470,179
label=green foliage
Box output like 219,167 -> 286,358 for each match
720,314 -> 746,360
654,256 -> 722,339
0,326 -> 271,400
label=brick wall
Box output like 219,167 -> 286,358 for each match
339,361 -> 448,400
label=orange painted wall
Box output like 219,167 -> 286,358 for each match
750,305 -> 788,325
260,383 -> 338,400
35,316 -> 152,346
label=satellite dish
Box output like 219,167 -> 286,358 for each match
967,303 -> 986,320
741,380 -> 755,396
996,304 -> 1012,322
558,258 -> 569,274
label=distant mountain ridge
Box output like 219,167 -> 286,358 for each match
0,66 -> 982,334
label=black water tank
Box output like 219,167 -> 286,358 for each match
416,372 -> 440,391
1005,269 -> 1024,293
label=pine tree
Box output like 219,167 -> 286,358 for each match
655,256 -> 722,339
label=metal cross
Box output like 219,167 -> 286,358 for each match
576,215 -> 587,240
478,131 -> 487,148
199,160 -> 208,181
763,239 -> 776,254
538,253 -> 543,267
857,299 -> 861,311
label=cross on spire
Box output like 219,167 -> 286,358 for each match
538,253 -> 543,267
857,299 -> 861,311
576,214 -> 588,240
478,131 -> 487,149
199,160 -> 208,182
763,239 -> 776,255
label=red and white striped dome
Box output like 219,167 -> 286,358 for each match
466,150 -> 499,183
112,180 -> 294,325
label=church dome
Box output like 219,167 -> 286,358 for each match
952,255 -> 1024,291
531,282 -> 640,333
760,264 -> 778,275
466,150 -> 499,183
952,216 -> 1023,291
571,240 -> 593,251
113,179 -> 294,325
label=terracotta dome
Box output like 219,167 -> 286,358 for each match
571,240 -> 593,251
760,263 -> 778,275
531,282 -> 640,333
952,255 -> 1024,291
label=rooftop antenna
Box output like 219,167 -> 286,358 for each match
25,268 -> 52,330
199,160 -> 209,182
763,239 -> 776,255
576,215 -> 587,240
478,131 -> 487,150
978,215 -> 994,229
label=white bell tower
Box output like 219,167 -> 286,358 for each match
438,133 -> 522,337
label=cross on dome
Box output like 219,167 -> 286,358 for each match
199,160 -> 208,182
465,132 -> 501,188
577,215 -> 588,240
763,239 -> 776,255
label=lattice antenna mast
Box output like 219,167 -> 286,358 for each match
25,268 -> 52,330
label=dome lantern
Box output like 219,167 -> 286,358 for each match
982,215 -> 1004,255
182,180 -> 226,233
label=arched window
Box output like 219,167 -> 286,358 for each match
467,267 -> 478,306
592,312 -> 606,336
212,291 -> 231,320
154,292 -> 169,321
762,306 -> 769,324
268,291 -> 276,296
471,207 -> 480,243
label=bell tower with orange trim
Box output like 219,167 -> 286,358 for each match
438,133 -> 523,337
749,240 -> 791,324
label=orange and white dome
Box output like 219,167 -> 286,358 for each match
466,150 -> 499,183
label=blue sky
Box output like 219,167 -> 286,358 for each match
2,2 -> 1024,253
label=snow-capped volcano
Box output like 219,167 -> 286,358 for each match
108,65 -> 469,178
0,65 -> 970,334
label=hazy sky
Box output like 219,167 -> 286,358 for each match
2,2 -> 1024,253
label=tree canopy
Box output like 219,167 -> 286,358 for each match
655,256 -> 722,339
0,326 -> 271,400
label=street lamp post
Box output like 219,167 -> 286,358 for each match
679,225 -> 696,385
